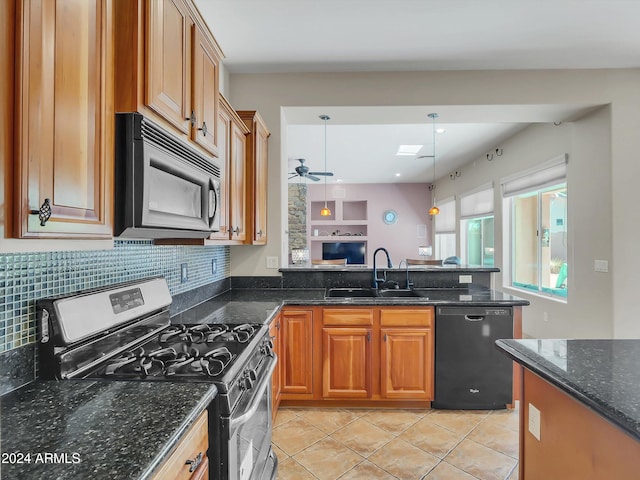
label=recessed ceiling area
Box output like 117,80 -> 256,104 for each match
285,104 -> 600,184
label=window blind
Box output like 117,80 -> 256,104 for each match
434,197 -> 455,233
460,183 -> 494,219
501,154 -> 567,198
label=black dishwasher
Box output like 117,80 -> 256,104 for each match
434,306 -> 513,409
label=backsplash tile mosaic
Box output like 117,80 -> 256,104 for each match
0,240 -> 229,353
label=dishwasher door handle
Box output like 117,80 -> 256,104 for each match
464,315 -> 485,321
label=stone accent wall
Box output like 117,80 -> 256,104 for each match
288,183 -> 308,253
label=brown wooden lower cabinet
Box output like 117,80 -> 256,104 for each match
322,327 -> 372,398
520,368 -> 640,479
280,308 -> 314,396
151,410 -> 208,480
279,306 -> 434,408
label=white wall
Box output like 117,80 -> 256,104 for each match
435,108 -> 612,338
227,68 -> 640,338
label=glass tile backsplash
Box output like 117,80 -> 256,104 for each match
0,240 -> 229,352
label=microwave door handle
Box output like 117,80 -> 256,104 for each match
228,355 -> 277,435
208,180 -> 218,227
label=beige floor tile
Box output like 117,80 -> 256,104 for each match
273,444 -> 288,461
338,460 -> 397,480
331,417 -> 396,457
276,456 -> 318,480
399,417 -> 464,458
422,461 -> 478,480
294,437 -> 364,480
428,410 -> 488,436
467,420 -> 519,459
274,408 -> 300,427
445,438 -> 517,480
273,417 -> 327,456
368,437 -> 439,480
299,408 -> 361,434
363,409 -> 424,435
483,409 -> 520,432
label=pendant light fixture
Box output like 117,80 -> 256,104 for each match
319,114 -> 332,217
427,113 -> 440,216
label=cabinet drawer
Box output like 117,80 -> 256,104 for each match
380,308 -> 433,327
323,308 -> 374,326
151,410 -> 208,480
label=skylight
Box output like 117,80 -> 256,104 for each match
396,145 -> 423,156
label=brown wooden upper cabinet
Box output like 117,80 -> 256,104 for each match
115,0 -> 222,157
13,0 -> 114,238
237,111 -> 270,245
211,96 -> 249,242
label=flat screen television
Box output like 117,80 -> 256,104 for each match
322,242 -> 366,265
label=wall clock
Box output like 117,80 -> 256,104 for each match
383,209 -> 398,225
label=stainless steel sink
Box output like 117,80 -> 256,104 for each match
325,288 -> 377,298
377,289 -> 421,297
325,288 -> 425,298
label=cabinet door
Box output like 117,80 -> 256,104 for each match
269,314 -> 282,419
229,120 -> 247,242
146,0 -> 192,134
191,25 -> 219,156
210,98 -> 231,240
15,0 -> 113,238
322,327 -> 372,398
252,117 -> 269,244
381,328 -> 433,400
281,309 -> 313,395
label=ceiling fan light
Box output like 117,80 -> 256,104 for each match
428,205 -> 440,216
320,205 -> 332,216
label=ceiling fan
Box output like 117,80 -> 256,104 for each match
288,158 -> 333,182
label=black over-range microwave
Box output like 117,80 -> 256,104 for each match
114,112 -> 221,239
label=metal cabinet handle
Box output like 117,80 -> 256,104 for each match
256,229 -> 263,237
232,226 -> 240,235
30,198 -> 51,226
186,111 -> 196,127
367,332 -> 371,342
383,333 -> 387,342
185,451 -> 203,473
198,121 -> 208,136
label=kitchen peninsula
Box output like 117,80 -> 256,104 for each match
496,339 -> 640,479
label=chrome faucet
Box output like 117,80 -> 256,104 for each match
398,259 -> 414,289
372,247 -> 393,288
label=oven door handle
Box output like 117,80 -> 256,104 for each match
229,355 -> 277,434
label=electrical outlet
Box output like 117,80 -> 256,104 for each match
212,259 -> 217,275
594,260 -> 608,272
528,403 -> 541,441
180,263 -> 188,283
266,256 -> 279,269
459,274 -> 472,284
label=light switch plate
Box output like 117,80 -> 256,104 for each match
528,403 -> 541,441
459,274 -> 472,284
266,256 -> 279,269
180,263 -> 188,283
594,260 -> 608,272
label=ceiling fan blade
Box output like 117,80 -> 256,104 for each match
288,174 -> 299,180
309,171 -> 334,176
307,175 -> 321,181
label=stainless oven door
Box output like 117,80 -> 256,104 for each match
227,357 -> 277,480
142,140 -> 219,234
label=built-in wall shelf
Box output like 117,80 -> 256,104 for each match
308,199 -> 369,262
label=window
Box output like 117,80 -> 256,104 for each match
460,185 -> 494,266
434,198 -> 456,260
502,155 -> 568,299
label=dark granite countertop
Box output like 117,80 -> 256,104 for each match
0,380 -> 217,479
171,287 -> 528,326
496,339 -> 640,441
279,265 -> 500,273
